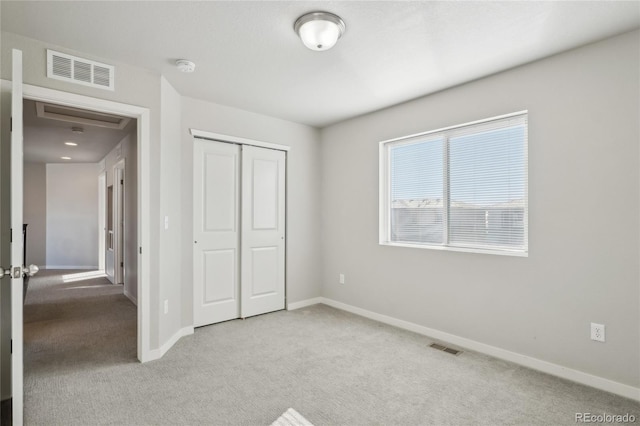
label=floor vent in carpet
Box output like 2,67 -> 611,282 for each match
430,342 -> 462,355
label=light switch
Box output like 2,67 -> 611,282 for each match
164,215 -> 169,230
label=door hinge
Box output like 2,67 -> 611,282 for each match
9,228 -> 12,243
139,247 -> 142,254
120,262 -> 124,267
10,339 -> 12,354
10,117 -> 12,132
120,179 -> 123,185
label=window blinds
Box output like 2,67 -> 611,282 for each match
382,112 -> 528,254
390,137 -> 444,244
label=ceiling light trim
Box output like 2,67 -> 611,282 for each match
294,11 -> 345,51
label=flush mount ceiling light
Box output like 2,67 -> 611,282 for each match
61,156 -> 71,160
176,59 -> 196,73
294,11 -> 345,51
71,127 -> 84,134
64,142 -> 78,146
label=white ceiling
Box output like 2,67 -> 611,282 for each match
2,1 -> 639,128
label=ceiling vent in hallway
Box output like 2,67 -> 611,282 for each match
35,102 -> 130,130
46,49 -> 115,91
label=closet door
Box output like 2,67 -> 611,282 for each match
241,145 -> 286,318
193,140 -> 241,327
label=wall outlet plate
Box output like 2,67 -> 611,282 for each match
590,323 -> 605,342
339,273 -> 345,284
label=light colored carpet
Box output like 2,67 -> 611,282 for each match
24,270 -> 640,425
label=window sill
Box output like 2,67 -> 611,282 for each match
379,241 -> 528,257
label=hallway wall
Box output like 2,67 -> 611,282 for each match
24,162 -> 46,267
101,127 -> 138,302
46,163 -> 99,269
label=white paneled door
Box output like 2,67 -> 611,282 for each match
193,140 -> 286,327
241,145 -> 286,318
193,140 -> 241,327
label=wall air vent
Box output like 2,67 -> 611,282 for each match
47,49 -> 115,91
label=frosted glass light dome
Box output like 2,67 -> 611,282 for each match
294,12 -> 345,51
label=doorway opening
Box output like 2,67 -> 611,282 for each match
20,84 -> 151,362
22,98 -> 139,366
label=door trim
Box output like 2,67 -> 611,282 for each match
113,159 -> 125,285
17,82 -> 152,363
98,171 -> 106,272
190,129 -> 290,152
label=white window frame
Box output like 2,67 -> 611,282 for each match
379,111 -> 528,257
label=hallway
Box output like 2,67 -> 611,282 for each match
24,269 -> 136,406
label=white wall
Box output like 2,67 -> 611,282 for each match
319,30 -> 640,388
46,163 -> 99,269
23,162 -> 46,267
159,77 -> 182,343
180,97 -> 322,328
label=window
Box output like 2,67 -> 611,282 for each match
379,111 -> 528,256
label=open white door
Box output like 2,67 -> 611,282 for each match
8,48 -> 22,426
3,48 -> 39,426
240,145 -> 285,318
10,47 -> 25,426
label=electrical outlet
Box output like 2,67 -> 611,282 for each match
590,323 -> 605,342
339,273 -> 345,284
164,300 -> 169,314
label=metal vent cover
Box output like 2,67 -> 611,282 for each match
47,49 -> 114,91
430,342 -> 462,356
35,102 -> 130,130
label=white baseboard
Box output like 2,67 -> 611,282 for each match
287,297 -> 323,311
318,297 -> 640,402
145,326 -> 195,362
123,288 -> 137,306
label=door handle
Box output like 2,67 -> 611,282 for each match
0,267 -> 10,279
23,264 -> 39,277
0,264 -> 39,279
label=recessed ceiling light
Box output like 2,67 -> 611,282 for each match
176,59 -> 196,73
64,142 -> 78,146
61,156 -> 72,160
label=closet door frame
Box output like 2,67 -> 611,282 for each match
191,129 -> 289,327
